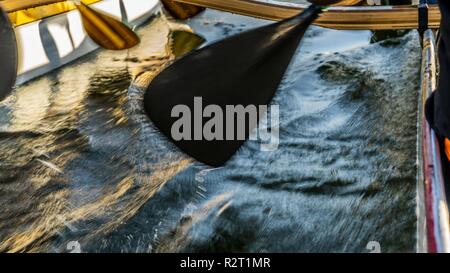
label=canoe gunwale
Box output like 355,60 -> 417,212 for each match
419,29 -> 450,253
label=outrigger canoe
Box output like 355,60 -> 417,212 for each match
0,0 -> 160,85
166,0 -> 450,253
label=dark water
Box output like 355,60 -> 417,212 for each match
0,2 -> 420,252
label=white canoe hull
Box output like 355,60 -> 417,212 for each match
14,0 -> 160,85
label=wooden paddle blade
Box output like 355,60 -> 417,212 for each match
76,2 -> 139,50
0,7 -> 18,101
144,5 -> 321,167
161,0 -> 205,20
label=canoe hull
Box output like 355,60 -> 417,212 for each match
418,29 -> 450,253
14,0 -> 160,85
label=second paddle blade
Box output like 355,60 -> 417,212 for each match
168,30 -> 206,57
0,7 -> 18,101
77,2 -> 139,50
144,5 -> 321,167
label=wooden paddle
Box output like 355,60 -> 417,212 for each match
0,7 -> 18,102
160,0 -> 360,21
144,1 -> 341,167
1,0 -> 140,50
72,0 -> 140,50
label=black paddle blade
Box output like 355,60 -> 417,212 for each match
0,7 -> 17,101
144,5 -> 321,167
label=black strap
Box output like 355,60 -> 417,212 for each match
419,0 -> 429,36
